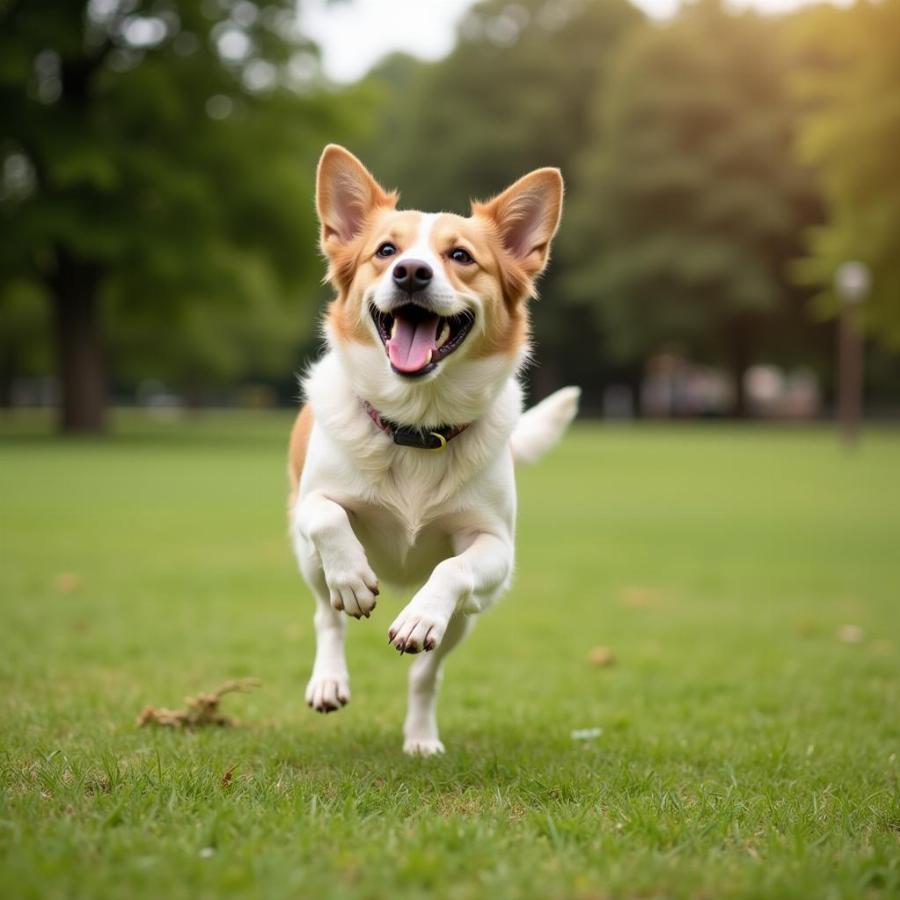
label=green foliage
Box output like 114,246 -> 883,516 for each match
1,414 -> 899,897
0,277 -> 51,384
106,253 -> 316,390
363,0 -> 642,210
791,0 -> 900,352
0,0 -> 354,392
565,0 -> 820,378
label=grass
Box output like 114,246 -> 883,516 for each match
1,410 -> 898,900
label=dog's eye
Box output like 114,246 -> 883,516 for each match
375,242 -> 397,258
449,247 -> 474,265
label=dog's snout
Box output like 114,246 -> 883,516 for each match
392,259 -> 433,294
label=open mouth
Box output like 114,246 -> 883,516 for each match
370,304 -> 474,378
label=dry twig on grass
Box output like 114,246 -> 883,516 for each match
137,678 -> 261,729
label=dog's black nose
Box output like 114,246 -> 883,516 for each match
392,259 -> 433,294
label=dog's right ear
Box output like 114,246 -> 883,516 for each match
316,145 -> 395,254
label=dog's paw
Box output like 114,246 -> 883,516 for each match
403,737 -> 445,756
388,603 -> 448,654
305,672 -> 350,713
324,557 -> 379,619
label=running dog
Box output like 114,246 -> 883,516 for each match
288,145 -> 579,754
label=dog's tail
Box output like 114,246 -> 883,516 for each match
510,386 -> 580,465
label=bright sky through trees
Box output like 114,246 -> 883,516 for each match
300,0 -> 854,82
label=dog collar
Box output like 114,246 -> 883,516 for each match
363,401 -> 469,452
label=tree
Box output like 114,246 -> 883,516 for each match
565,0 -> 820,415
791,0 -> 900,352
0,0 -> 349,431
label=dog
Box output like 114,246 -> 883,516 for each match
288,145 -> 579,754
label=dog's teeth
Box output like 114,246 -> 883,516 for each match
437,323 -> 450,348
425,349 -> 433,365
390,319 -> 398,340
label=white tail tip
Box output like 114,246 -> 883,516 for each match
511,386 -> 580,465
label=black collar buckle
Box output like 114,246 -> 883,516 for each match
392,427 -> 449,452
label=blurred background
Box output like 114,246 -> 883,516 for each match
2,0 -> 899,432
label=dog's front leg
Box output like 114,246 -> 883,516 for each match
294,492 -> 379,619
388,531 -> 513,654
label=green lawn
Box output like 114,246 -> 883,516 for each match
1,412 -> 898,900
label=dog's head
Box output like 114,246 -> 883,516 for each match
315,144 -> 563,422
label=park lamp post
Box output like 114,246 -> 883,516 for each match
834,261 -> 870,448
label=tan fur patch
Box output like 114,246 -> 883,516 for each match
326,209 -> 425,346
428,214 -> 531,360
287,403 -> 314,506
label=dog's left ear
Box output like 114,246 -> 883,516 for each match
316,144 -> 395,253
476,168 -> 564,278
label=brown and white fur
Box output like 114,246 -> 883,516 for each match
288,145 -> 579,754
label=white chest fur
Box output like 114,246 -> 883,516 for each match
296,350 -> 522,587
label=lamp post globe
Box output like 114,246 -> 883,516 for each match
835,260 -> 871,305
834,261 -> 869,448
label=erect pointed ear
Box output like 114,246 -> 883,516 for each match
316,144 -> 396,251
475,168 -> 564,277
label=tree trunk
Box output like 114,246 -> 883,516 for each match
51,256 -> 107,433
0,347 -> 14,410
626,364 -> 643,419
185,381 -> 205,412
730,326 -> 750,419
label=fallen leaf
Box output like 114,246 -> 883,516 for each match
618,586 -> 662,608
837,624 -> 864,644
54,573 -> 81,594
793,618 -> 819,637
588,646 -> 616,667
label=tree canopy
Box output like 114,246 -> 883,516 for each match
0,0 -> 356,428
563,0 -> 821,412
791,0 -> 900,352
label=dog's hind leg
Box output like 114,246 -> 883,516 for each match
403,612 -> 473,755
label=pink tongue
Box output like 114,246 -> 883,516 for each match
387,314 -> 440,373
